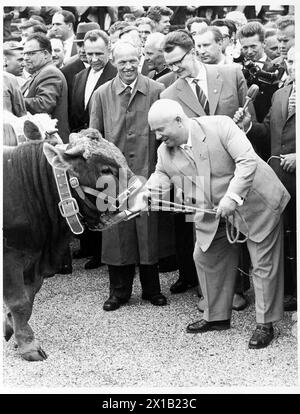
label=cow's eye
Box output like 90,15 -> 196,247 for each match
101,166 -> 112,174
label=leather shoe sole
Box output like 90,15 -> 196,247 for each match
142,293 -> 167,306
248,325 -> 274,349
187,319 -> 230,333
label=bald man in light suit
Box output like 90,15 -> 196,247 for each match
130,99 -> 289,349
160,30 -> 253,307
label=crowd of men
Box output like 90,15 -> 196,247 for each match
3,5 -> 296,350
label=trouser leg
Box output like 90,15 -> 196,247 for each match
107,264 -> 135,301
175,213 -> 198,286
193,222 -> 239,321
139,263 -> 161,297
283,199 -> 297,296
248,220 -> 284,324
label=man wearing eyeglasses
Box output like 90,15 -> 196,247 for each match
22,33 -> 69,143
161,30 -> 250,311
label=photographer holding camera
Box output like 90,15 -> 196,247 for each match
235,21 -> 283,161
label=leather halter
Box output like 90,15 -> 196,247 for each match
52,166 -> 142,235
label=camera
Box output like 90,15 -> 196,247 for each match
233,55 -> 282,86
242,60 -> 281,85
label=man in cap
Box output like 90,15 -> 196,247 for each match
3,41 -> 25,85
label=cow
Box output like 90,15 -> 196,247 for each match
3,124 -> 142,361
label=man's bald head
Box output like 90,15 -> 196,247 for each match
144,33 -> 167,73
148,99 -> 188,147
145,32 -> 165,49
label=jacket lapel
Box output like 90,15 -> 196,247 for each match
176,79 -> 205,116
206,65 -> 222,115
281,84 -> 292,121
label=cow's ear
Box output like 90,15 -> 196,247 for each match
43,142 -> 71,170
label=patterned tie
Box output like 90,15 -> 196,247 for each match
193,79 -> 209,115
121,85 -> 132,108
288,84 -> 296,117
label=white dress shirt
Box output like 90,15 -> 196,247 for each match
186,63 -> 208,98
84,68 -> 103,108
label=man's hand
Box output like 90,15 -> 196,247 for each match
233,107 -> 252,132
127,188 -> 150,213
215,195 -> 237,219
280,153 -> 296,173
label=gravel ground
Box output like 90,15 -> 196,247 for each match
2,252 -> 298,392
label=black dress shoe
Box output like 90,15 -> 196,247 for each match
284,295 -> 297,311
57,265 -> 73,275
84,257 -> 104,270
103,296 -> 128,311
248,324 -> 274,349
142,293 -> 167,306
170,279 -> 189,294
73,249 -> 91,259
186,319 -> 230,333
232,293 -> 248,311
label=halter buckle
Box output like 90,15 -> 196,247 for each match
58,197 -> 80,218
69,176 -> 80,189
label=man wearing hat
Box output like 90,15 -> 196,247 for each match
3,41 -> 26,86
61,22 -> 100,122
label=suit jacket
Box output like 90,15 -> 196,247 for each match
70,61 -> 117,132
147,116 -> 290,252
61,57 -> 86,119
161,64 -> 248,118
89,74 -> 165,265
248,83 -> 295,198
22,62 -> 69,143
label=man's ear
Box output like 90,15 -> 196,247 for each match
43,142 -> 71,170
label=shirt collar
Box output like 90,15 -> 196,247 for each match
179,122 -> 192,148
120,77 -> 138,92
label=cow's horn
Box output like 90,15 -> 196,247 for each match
64,145 -> 85,157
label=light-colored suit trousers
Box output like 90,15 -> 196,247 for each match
193,218 -> 284,324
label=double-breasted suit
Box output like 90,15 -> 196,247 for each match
70,61 -> 117,132
147,116 -> 290,323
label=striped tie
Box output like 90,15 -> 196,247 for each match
193,79 -> 209,115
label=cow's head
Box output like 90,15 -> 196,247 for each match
43,128 -> 142,231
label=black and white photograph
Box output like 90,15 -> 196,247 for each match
1,1 -> 298,398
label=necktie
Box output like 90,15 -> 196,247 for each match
193,79 -> 209,115
21,76 -> 33,96
288,84 -> 296,117
121,85 -> 132,108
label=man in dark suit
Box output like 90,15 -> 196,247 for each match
70,29 -> 117,132
51,10 -> 77,64
69,29 -> 117,270
234,46 -> 296,312
161,30 -> 250,310
61,22 -> 100,130
237,22 -> 282,130
22,33 -> 69,143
